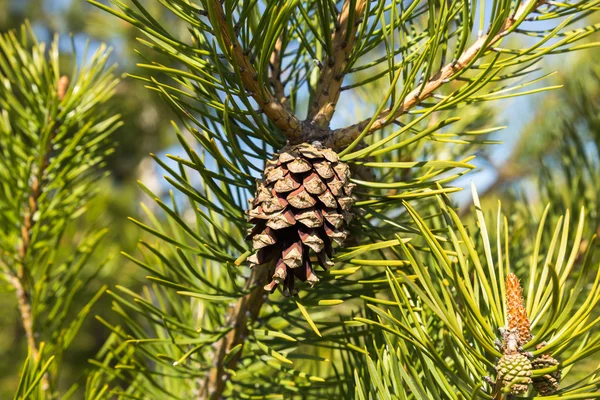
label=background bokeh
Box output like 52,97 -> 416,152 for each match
0,0 -> 598,397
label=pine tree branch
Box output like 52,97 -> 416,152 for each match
307,0 -> 367,127
9,76 -> 68,393
13,148 -> 47,366
269,34 -> 289,110
12,143 -> 48,392
11,275 -> 37,357
200,266 -> 268,400
328,0 -> 544,149
208,0 -> 302,142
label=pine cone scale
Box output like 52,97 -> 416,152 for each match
323,210 -> 344,229
288,158 -> 312,173
287,186 -> 316,208
314,160 -> 334,178
252,227 -> 276,249
303,172 -> 327,194
266,165 -> 286,184
298,227 -> 325,252
295,208 -> 324,228
282,240 -> 303,268
274,173 -> 300,193
266,210 -> 296,230
326,176 -> 344,196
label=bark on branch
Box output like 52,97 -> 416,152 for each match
12,134 -> 48,392
199,267 -> 268,399
269,34 -> 289,110
328,0 -> 543,150
307,0 -> 367,127
209,0 -> 302,142
13,151 -> 45,367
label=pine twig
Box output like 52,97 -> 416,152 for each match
199,266 -> 268,400
11,274 -> 37,356
327,0 -> 544,149
208,0 -> 303,142
12,145 -> 48,391
15,145 -> 48,354
269,34 -> 289,110
10,75 -> 68,393
307,0 -> 367,127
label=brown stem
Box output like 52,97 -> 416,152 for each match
328,0 -> 543,149
11,274 -> 37,359
307,0 -> 367,127
208,0 -> 302,142
13,174 -> 48,390
14,160 -> 47,363
199,266 -> 268,399
269,34 -> 289,110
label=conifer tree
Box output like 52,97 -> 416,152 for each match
3,0 -> 600,399
85,0 -> 600,399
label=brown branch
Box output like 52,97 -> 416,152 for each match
199,266 -> 268,400
14,137 -> 48,355
209,0 -> 302,142
12,149 -> 48,391
328,0 -> 543,150
307,0 -> 367,127
11,274 -> 37,356
269,34 -> 289,109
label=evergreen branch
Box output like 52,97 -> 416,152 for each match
9,76 -> 68,393
357,189 -> 600,399
199,267 -> 268,400
14,176 -> 42,361
307,0 -> 367,127
1,24 -> 120,398
13,343 -> 56,400
328,0 -> 544,149
207,0 -> 302,142
11,275 -> 37,360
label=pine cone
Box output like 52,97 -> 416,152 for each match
246,142 -> 354,295
506,273 -> 532,344
532,353 -> 560,396
496,353 -> 533,395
